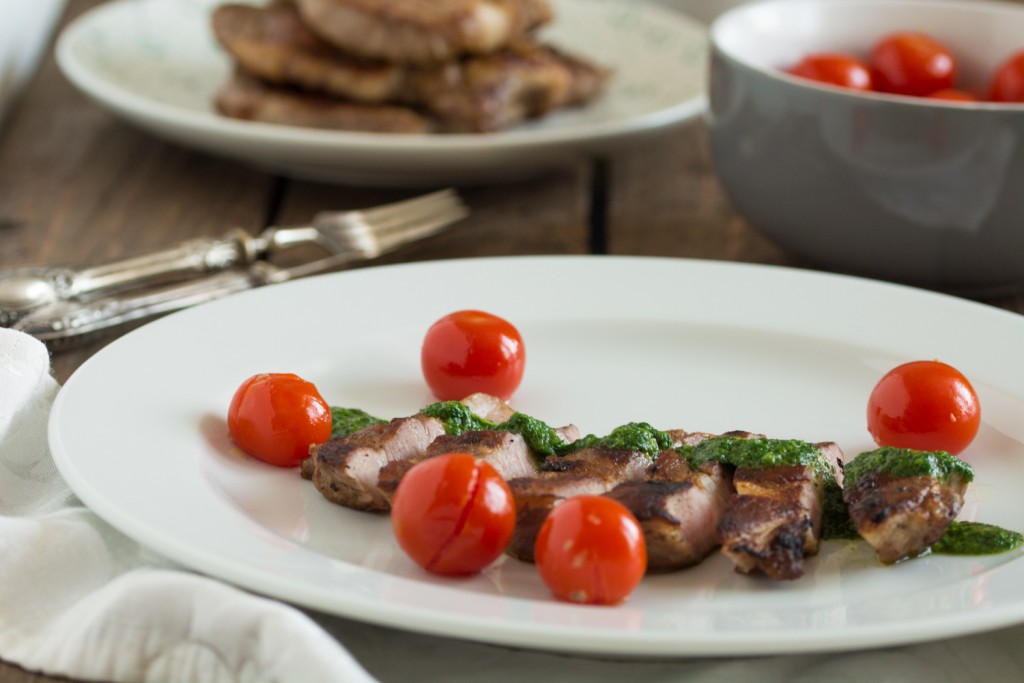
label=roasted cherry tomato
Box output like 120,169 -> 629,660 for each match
391,453 -> 515,576
867,360 -> 981,455
534,495 -> 647,605
421,309 -> 525,401
990,50 -> 1024,102
869,32 -> 956,97
227,373 -> 332,467
788,53 -> 873,91
926,88 -> 978,103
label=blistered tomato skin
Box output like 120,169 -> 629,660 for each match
421,310 -> 525,401
391,453 -> 516,576
227,373 -> 332,467
867,360 -> 981,455
534,495 -> 647,605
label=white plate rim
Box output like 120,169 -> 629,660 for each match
48,255 -> 1024,657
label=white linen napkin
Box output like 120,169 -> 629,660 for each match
3,325 -> 1024,683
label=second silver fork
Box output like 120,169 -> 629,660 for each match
11,190 -> 469,345
0,189 -> 466,327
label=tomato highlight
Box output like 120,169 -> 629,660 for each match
534,495 -> 647,605
421,309 -> 526,401
391,453 -> 516,576
870,32 -> 956,97
227,373 -> 332,467
867,360 -> 981,455
788,53 -> 873,91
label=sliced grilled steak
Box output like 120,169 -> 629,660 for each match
606,453 -> 733,572
505,429 -> 678,562
688,437 -> 840,580
295,0 -> 554,64
842,447 -> 973,563
310,413 -> 447,510
214,69 -> 435,133
378,428 -> 538,500
307,393 -> 518,510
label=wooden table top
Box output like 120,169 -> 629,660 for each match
2,1 -> 1022,681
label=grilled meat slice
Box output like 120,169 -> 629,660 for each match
211,3 -> 610,133
295,0 -> 554,64
606,454 -> 733,572
310,413 -> 447,510
718,465 -> 823,580
842,447 -> 973,563
505,444 -> 664,562
307,393 -> 518,510
377,428 -> 539,500
214,69 -> 435,133
708,439 -> 840,580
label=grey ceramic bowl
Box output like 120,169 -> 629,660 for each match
707,0 -> 1024,293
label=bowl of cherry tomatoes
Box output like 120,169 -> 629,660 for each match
706,0 -> 1024,293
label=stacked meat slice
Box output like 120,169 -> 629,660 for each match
210,0 -> 612,133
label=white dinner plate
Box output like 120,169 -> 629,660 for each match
50,256 -> 1024,657
54,0 -> 708,186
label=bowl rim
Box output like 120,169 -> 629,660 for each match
709,0 -> 1024,110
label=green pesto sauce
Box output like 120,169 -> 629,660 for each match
559,422 -> 674,459
420,401 -> 495,434
932,521 -> 1024,555
419,402 -> 567,459
842,447 -> 975,488
679,436 -> 836,486
330,407 -> 386,439
498,412 -> 566,458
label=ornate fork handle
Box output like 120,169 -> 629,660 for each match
0,230 -> 253,326
13,267 -> 264,344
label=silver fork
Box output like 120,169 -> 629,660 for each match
0,189 -> 466,327
11,191 -> 469,346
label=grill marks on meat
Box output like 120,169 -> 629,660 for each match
844,471 -> 969,564
211,2 -> 610,133
606,453 -> 733,572
377,428 -> 540,502
505,445 -> 654,562
307,392 -> 579,512
295,0 -> 555,64
309,414 -> 447,510
716,441 -> 840,581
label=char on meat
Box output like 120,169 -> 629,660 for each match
305,393 -> 516,511
605,451 -> 733,572
716,440 -> 842,581
842,447 -> 973,563
505,432 -> 687,563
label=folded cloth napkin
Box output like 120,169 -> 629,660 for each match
3,326 -> 1024,683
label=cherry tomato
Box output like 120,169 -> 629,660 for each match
421,309 -> 525,401
926,88 -> 978,103
227,373 -> 333,467
990,50 -> 1024,102
788,53 -> 873,91
867,360 -> 981,455
391,452 -> 515,576
869,32 -> 956,97
534,495 -> 647,605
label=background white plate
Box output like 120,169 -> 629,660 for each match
50,256 -> 1024,657
55,0 -> 708,186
